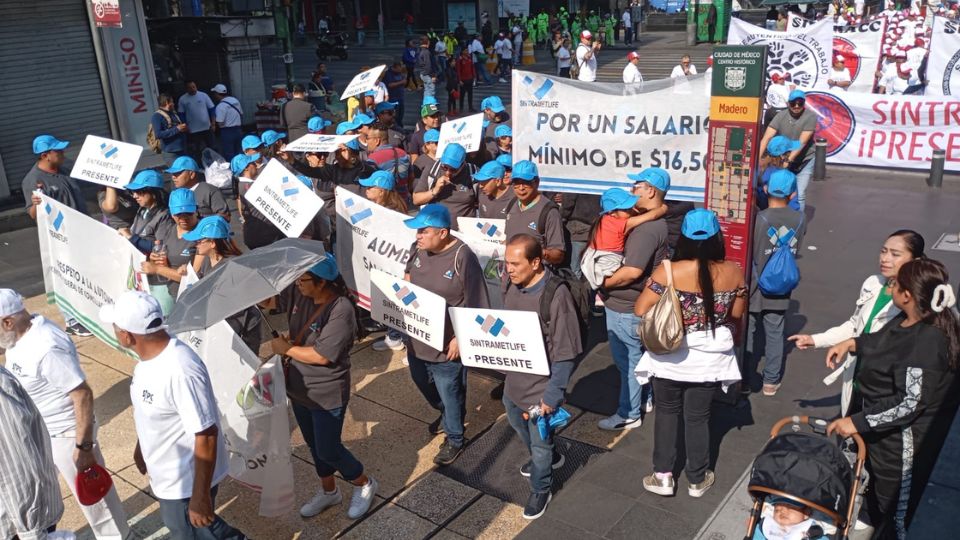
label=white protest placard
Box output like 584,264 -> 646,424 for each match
927,18 -> 960,97
450,307 -> 549,375
457,217 -> 507,245
451,230 -> 505,309
285,134 -> 358,153
436,112 -> 485,156
340,64 -> 387,100
69,134 -> 143,188
370,268 -> 447,350
334,187 -> 416,310
243,158 -> 324,238
36,194 -> 149,349
727,17 -> 834,90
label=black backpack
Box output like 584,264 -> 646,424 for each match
538,268 -> 591,353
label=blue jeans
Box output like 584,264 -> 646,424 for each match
605,308 -> 650,419
569,240 -> 586,280
475,61 -> 491,84
794,158 -> 814,211
218,126 -> 242,159
503,395 -> 553,494
747,310 -> 786,384
406,354 -> 467,446
291,402 -> 364,481
158,485 -> 245,540
356,30 -> 365,45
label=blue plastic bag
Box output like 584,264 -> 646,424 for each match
537,406 -> 572,440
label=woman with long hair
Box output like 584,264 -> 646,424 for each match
634,209 -> 747,498
826,258 -> 959,539
120,169 -> 170,254
789,230 -> 925,416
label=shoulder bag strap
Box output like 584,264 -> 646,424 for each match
663,259 -> 674,288
293,302 -> 330,346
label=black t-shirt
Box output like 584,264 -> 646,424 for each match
155,219 -> 197,297
603,218 -> 668,313
413,162 -> 478,227
22,165 -> 86,214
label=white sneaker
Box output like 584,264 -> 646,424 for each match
644,400 -> 655,413
300,488 -> 342,518
347,477 -> 378,519
372,337 -> 405,352
499,77 -> 507,83
597,414 -> 642,431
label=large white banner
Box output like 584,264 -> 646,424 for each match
36,194 -> 148,349
243,159 -> 324,238
69,135 -> 143,188
370,269 -> 447,350
450,307 -> 549,375
927,18 -> 960,97
805,90 -> 960,172
786,15 -> 887,93
728,17 -> 834,90
334,187 -> 416,310
511,70 -> 709,203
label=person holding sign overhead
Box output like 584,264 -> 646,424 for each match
166,156 -> 230,221
413,143 -> 478,229
403,204 -> 491,465
503,161 -> 565,266
501,234 -> 582,520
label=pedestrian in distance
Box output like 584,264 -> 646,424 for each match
280,84 -> 319,144
670,55 -> 697,79
455,48 -> 476,112
415,38 -> 437,99
177,81 -> 217,162
210,84 -> 243,159
575,30 -> 600,82
757,89 -> 818,211
556,38 -> 572,78
623,51 -> 644,87
150,93 -> 188,160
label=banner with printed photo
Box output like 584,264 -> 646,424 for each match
69,135 -> 143,188
243,159 -> 324,238
451,230 -> 505,310
450,307 -> 549,375
785,14 -> 887,93
370,269 -> 447,350
285,134 -> 358,153
334,187 -> 416,310
340,65 -> 387,100
436,113 -> 485,156
511,70 -> 709,203
36,194 -> 148,349
727,17 -> 834,90
927,18 -> 960,97
805,90 -> 960,172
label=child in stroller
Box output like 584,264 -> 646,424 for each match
752,496 -> 828,539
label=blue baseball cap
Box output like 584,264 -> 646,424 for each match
404,203 -> 452,230
681,208 -> 721,240
336,120 -> 359,135
359,170 -> 396,190
262,130 -> 286,146
627,167 -> 671,193
375,101 -> 398,114
422,95 -> 439,107
353,112 -> 375,126
124,169 -> 164,191
496,154 -> 513,170
768,169 -> 798,198
33,135 -> 69,154
766,136 -> 802,157
344,137 -> 361,151
363,89 -> 377,97
483,96 -> 506,113
308,253 -> 339,281
168,188 -> 198,215
241,135 -> 264,151
511,160 -> 539,182
600,188 -> 639,214
495,125 -> 513,138
231,153 -> 260,176
183,215 -> 233,241
440,143 -> 467,169
166,156 -> 201,175
295,175 -> 313,189
473,161 -> 506,182
788,89 -> 806,102
308,116 -> 332,133
423,129 -> 441,144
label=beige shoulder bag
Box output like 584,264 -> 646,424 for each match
638,260 -> 685,354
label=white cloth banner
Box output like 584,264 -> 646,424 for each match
340,65 -> 387,100
785,15 -> 887,93
370,269 -> 447,350
927,18 -> 960,97
806,89 -> 960,171
334,187 -> 416,310
243,158 -> 323,238
436,113 -> 485,156
69,135 -> 143,188
36,194 -> 148,349
727,17 -> 834,90
511,70 -> 709,203
450,307 -> 549,375
285,134 -> 358,153
450,230 -> 505,310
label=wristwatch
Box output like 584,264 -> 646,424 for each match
76,441 -> 95,452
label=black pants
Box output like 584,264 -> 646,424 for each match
186,129 -> 213,162
652,378 -> 717,484
459,79 -> 474,111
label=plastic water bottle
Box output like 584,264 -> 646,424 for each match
152,239 -> 167,258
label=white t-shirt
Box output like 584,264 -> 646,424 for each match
177,91 -> 215,133
557,46 -> 571,69
494,38 -> 506,57
5,316 -> 85,436
670,64 -> 698,79
829,67 -> 851,90
130,337 -> 228,500
469,39 -> 484,62
214,96 -> 243,127
435,41 -> 447,56
623,62 -> 644,85
766,83 -> 792,109
373,82 -> 388,104
906,46 -> 926,66
576,44 -> 597,82
622,11 -> 632,27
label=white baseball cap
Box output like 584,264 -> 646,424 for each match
0,289 -> 25,318
99,290 -> 165,334
210,83 -> 228,94
581,30 -> 592,40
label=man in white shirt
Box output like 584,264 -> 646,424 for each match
623,51 -> 643,86
211,84 -> 243,158
827,55 -> 852,91
670,55 -> 697,78
100,291 -> 245,539
177,81 -> 216,161
622,9 -> 633,46
0,289 -> 129,540
576,30 -> 600,82
469,35 -> 491,84
885,66 -> 920,95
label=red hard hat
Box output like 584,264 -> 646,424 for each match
75,464 -> 113,506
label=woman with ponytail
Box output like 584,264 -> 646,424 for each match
826,258 -> 960,540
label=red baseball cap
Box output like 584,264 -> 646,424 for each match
581,30 -> 592,40
627,51 -> 640,60
771,72 -> 785,83
75,464 -> 113,506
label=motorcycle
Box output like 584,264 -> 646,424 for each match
315,31 -> 348,61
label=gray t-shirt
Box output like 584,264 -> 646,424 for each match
603,218 -> 668,313
190,181 -> 229,219
155,219 -> 197,297
413,163 -> 478,228
503,273 -> 583,410
750,206 -> 806,312
478,189 -> 516,219
504,196 -> 565,251
405,239 -> 491,362
22,165 -> 86,214
97,189 -> 137,230
769,108 -> 818,166
131,206 -> 171,246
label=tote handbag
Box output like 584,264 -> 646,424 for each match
638,260 -> 685,354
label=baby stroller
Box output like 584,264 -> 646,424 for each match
745,416 -> 867,540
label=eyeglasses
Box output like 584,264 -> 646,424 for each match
681,61 -> 690,66
788,99 -> 805,107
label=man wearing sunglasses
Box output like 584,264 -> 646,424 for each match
758,89 -> 817,211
